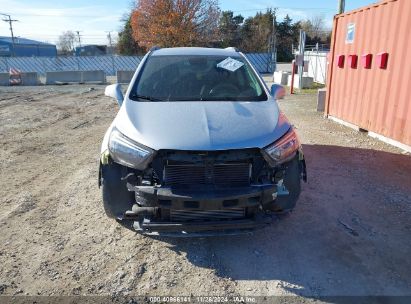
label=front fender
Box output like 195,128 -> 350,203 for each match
100,161 -> 135,219
101,123 -> 114,155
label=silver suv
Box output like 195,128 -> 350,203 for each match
99,47 -> 307,236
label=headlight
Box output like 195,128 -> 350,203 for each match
108,128 -> 155,170
262,128 -> 300,166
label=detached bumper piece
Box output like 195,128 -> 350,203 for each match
133,214 -> 273,237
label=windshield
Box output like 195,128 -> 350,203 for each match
130,55 -> 267,102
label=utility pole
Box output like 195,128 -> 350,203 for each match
0,13 -> 18,43
106,31 -> 115,74
75,30 -> 82,47
338,0 -> 345,14
106,31 -> 113,47
1,13 -> 18,57
106,31 -> 113,54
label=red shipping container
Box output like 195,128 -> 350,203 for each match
326,0 -> 411,149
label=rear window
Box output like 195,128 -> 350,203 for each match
129,55 -> 267,102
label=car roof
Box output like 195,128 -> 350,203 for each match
151,47 -> 241,57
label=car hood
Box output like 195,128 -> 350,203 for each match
113,99 -> 291,151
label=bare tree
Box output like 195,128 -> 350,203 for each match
57,31 -> 76,55
300,15 -> 325,37
310,15 -> 325,38
299,15 -> 330,44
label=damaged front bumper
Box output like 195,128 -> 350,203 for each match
124,183 -> 281,236
100,148 -> 305,236
127,184 -> 277,210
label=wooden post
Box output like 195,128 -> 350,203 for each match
290,60 -> 296,94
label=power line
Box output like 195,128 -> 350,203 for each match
32,35 -> 116,38
230,7 -> 336,13
2,12 -> 123,18
3,7 -> 337,18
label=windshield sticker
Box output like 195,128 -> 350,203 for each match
217,57 -> 244,72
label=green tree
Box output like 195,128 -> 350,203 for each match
276,15 -> 300,62
239,9 -> 276,53
218,11 -> 244,48
117,15 -> 145,55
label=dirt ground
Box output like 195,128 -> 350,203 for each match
0,84 -> 410,302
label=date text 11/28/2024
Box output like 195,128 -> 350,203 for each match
149,296 -> 256,303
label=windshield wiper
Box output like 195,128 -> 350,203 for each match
130,94 -> 164,101
200,97 -> 237,101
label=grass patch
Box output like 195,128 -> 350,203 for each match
286,82 -> 325,95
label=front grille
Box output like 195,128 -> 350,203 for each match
164,163 -> 250,187
170,208 -> 245,222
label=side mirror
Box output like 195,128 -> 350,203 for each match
105,84 -> 124,106
271,84 -> 286,100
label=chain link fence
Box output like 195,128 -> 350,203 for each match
0,56 -> 142,76
0,53 -> 275,76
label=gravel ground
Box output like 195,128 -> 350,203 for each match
0,84 -> 410,302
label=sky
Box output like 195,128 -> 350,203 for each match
0,0 -> 379,46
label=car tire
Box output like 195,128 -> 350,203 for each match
101,162 -> 135,219
268,156 -> 302,213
